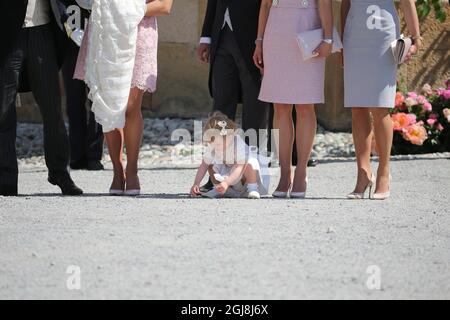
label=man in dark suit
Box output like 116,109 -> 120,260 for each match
51,0 -> 104,171
0,0 -> 83,196
197,0 -> 270,191
198,0 -> 269,135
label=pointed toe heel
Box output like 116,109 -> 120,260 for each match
347,174 -> 375,200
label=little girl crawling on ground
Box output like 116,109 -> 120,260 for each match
190,112 -> 270,199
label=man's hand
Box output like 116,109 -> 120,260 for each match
313,41 -> 332,58
190,184 -> 201,197
253,43 -> 264,74
215,181 -> 229,195
197,43 -> 211,63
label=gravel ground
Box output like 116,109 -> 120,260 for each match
0,159 -> 449,299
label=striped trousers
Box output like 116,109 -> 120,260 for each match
0,24 -> 70,194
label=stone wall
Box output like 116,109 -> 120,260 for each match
17,0 -> 450,131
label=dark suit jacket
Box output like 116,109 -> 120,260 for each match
201,0 -> 262,96
0,0 -> 74,92
50,0 -> 90,32
0,0 -> 28,65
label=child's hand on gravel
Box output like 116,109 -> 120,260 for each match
190,184 -> 201,197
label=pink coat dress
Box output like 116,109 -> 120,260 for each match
258,0 -> 325,105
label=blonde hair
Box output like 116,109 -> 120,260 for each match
203,111 -> 237,141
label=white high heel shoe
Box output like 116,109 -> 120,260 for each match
272,184 -> 292,199
124,176 -> 141,196
109,189 -> 124,196
290,178 -> 308,199
109,181 -> 125,196
372,175 -> 392,200
347,174 -> 375,200
124,189 -> 141,196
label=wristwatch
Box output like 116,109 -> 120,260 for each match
322,38 -> 333,45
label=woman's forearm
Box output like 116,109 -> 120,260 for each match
318,0 -> 333,38
257,0 -> 271,39
400,0 -> 421,38
145,0 -> 174,17
340,0 -> 350,38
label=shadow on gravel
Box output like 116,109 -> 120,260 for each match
17,193 -> 107,198
17,193 -> 190,199
15,193 -> 350,200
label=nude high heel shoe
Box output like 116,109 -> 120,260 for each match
347,174 -> 375,200
372,175 -> 392,200
290,178 -> 308,199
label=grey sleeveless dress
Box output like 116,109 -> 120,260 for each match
344,0 -> 400,108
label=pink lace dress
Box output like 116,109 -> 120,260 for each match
132,15 -> 158,93
74,8 -> 158,93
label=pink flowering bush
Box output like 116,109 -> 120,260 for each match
391,79 -> 450,154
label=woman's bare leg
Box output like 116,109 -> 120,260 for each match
273,104 -> 294,192
292,104 -> 316,193
124,87 -> 145,190
105,129 -> 125,190
371,108 -> 393,193
351,108 -> 373,193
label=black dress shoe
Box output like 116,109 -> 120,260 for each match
48,173 -> 83,196
199,179 -> 214,193
307,159 -> 318,167
0,185 -> 18,196
87,160 -> 104,171
70,160 -> 87,170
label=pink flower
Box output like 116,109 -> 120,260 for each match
407,92 -> 418,99
405,97 -> 418,108
422,84 -> 433,95
407,113 -> 417,124
391,112 -> 416,131
417,95 -> 427,104
402,123 -> 428,146
437,89 -> 450,100
429,113 -> 438,120
444,108 -> 450,123
395,92 -> 405,108
427,118 -> 437,126
423,102 -> 432,112
413,95 -> 432,112
436,123 -> 444,131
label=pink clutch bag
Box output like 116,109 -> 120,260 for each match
296,27 -> 343,61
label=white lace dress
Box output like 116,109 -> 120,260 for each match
74,0 -> 148,132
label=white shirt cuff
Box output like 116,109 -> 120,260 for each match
199,37 -> 212,45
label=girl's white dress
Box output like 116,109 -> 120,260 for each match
203,136 -> 271,197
